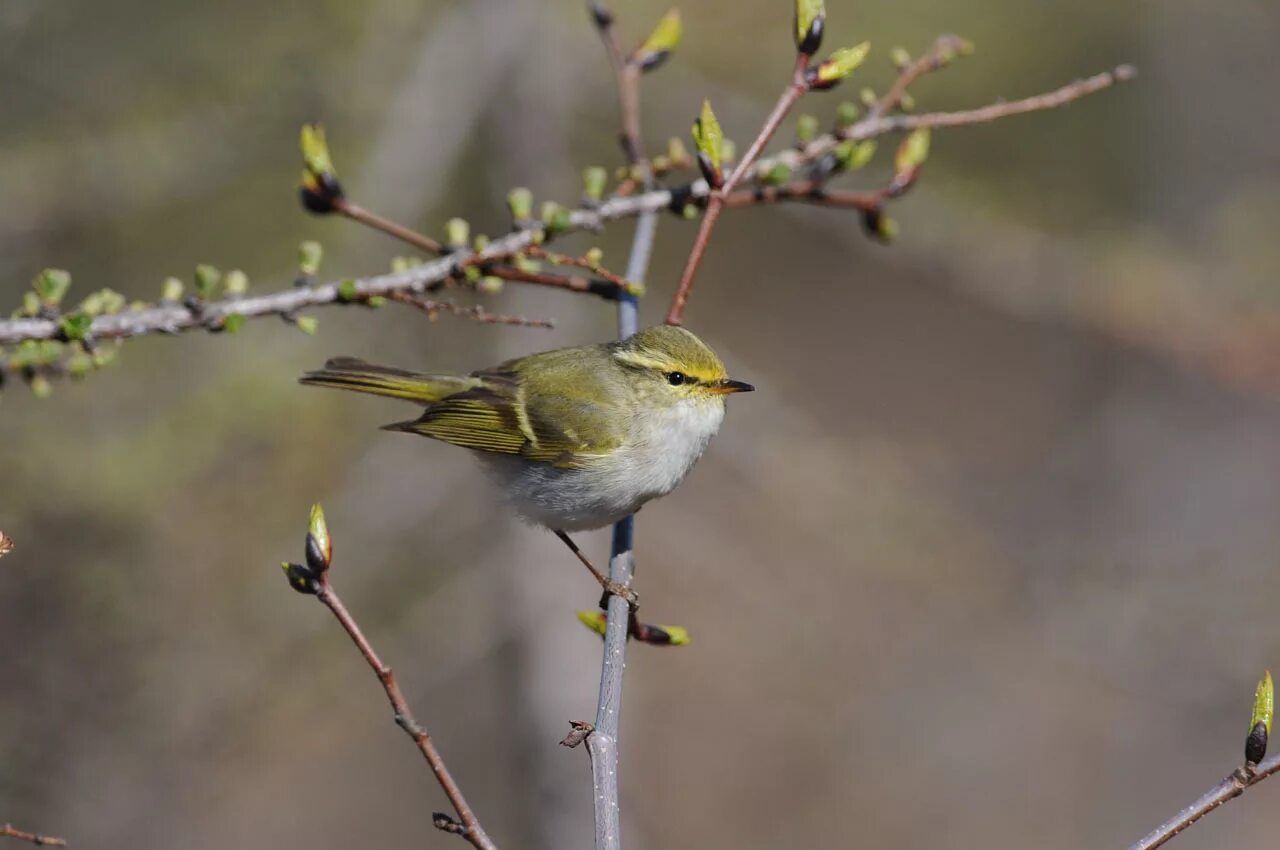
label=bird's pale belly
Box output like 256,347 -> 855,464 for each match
478,399 -> 725,531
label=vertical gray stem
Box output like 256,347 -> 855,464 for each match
584,193 -> 657,850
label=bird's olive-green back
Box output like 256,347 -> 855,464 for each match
303,325 -> 728,469
389,341 -> 628,467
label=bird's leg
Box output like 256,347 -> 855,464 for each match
553,530 -> 638,609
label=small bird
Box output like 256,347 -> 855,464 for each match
300,325 -> 752,597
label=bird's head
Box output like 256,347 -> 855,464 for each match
610,325 -> 754,405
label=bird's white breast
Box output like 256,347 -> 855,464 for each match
479,398 -> 726,531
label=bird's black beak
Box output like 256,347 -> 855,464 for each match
710,378 -> 755,394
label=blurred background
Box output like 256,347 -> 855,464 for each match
2,0 -> 1279,848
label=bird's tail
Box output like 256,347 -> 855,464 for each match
299,357 -> 476,404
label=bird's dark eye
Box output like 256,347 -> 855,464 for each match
665,371 -> 687,386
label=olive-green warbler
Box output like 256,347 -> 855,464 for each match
300,325 -> 753,534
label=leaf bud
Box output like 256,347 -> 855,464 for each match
794,0 -> 825,56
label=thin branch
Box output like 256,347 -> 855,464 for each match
0,64 -> 1131,350
334,198 -> 444,256
384,291 -> 555,328
584,6 -> 662,850
311,576 -> 498,850
665,54 -> 811,325
0,824 -> 67,847
1127,755 -> 1280,850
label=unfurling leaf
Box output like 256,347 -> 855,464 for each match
477,276 -> 504,295
577,610 -> 608,637
890,46 -> 912,69
223,269 -> 249,296
540,201 -> 571,236
299,240 -> 324,276
300,125 -> 336,179
836,100 -> 860,129
796,113 -> 819,144
894,128 -> 931,176
306,503 -> 332,574
194,264 -> 222,298
582,166 -> 608,202
299,125 -> 344,213
835,139 -> 877,171
34,268 -> 73,305
507,187 -> 534,221
161,276 -> 184,302
58,313 -> 93,342
1247,671 -> 1274,764
810,42 -> 871,89
691,100 -> 725,187
634,8 -> 681,72
794,0 -> 825,55
445,217 -> 470,250
221,313 -> 246,334
295,316 -> 319,336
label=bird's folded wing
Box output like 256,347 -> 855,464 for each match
384,370 -> 623,468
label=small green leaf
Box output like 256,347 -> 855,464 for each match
222,313 -> 246,333
29,374 -> 52,399
21,291 -> 40,316
794,0 -> 825,55
33,269 -> 72,305
577,610 -> 608,637
585,246 -> 604,268
634,8 -> 681,71
299,240 -> 324,276
507,187 -> 534,221
691,99 -> 724,181
59,313 -> 93,341
295,316 -> 319,335
161,277 -> 184,302
890,46 -> 912,69
299,125 -> 336,179
759,162 -> 792,185
582,166 -> 608,202
1252,671 -> 1274,736
836,100 -> 860,128
814,42 -> 871,87
194,264 -> 221,298
306,503 -> 331,572
224,270 -> 249,296
541,201 -> 571,236
894,128 -> 930,175
337,280 -> 359,302
445,218 -> 470,249
477,276 -> 505,295
835,139 -> 877,170
796,113 -> 819,143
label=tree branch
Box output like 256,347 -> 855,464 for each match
665,53 -> 812,325
281,507 -> 498,850
584,6 -> 660,850
1127,755 -> 1280,850
0,824 -> 67,847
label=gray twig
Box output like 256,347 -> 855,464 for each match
1127,754 -> 1280,850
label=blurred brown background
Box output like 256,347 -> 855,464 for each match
2,0 -> 1279,848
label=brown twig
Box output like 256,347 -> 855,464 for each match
1127,755 -> 1280,850
333,198 -> 444,256
0,824 -> 67,847
523,246 -> 635,293
311,576 -> 498,850
384,291 -> 555,328
665,54 -> 812,325
866,35 -> 971,123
